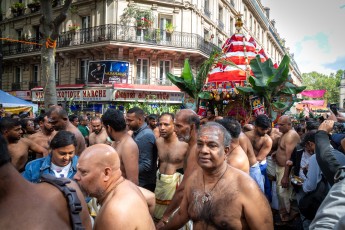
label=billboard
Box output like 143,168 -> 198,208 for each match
87,60 -> 129,84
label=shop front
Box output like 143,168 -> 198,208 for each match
113,84 -> 184,114
31,85 -> 115,115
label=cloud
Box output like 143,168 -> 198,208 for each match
325,56 -> 345,71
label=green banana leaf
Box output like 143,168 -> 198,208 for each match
167,72 -> 195,98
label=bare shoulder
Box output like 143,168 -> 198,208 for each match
156,137 -> 164,145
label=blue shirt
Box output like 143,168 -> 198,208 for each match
132,123 -> 157,186
22,154 -> 78,183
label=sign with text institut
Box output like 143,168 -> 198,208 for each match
32,89 -> 114,102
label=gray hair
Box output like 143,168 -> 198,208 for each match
198,122 -> 231,147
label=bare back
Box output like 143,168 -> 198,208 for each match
112,134 -> 139,185
227,146 -> 250,174
238,133 -> 257,166
269,128 -> 282,154
275,129 -> 300,167
66,123 -> 86,155
8,138 -> 48,171
157,136 -> 188,175
185,167 -> 273,229
89,128 -> 110,146
245,130 -> 272,162
95,180 -> 155,230
0,180 -> 91,230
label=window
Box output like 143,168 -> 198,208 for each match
218,37 -> 223,48
254,20 -> 257,35
244,7 -> 248,25
16,29 -> 23,51
230,17 -> 234,34
33,65 -> 39,82
136,58 -> 149,84
249,15 -> 253,31
82,16 -> 91,42
80,59 -> 89,83
15,67 -> 22,83
54,63 -> 59,84
204,0 -> 210,17
159,15 -> 172,41
159,60 -> 171,85
204,29 -> 209,40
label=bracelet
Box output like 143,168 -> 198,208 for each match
334,166 -> 345,183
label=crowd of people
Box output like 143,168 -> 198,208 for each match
1,105 -> 345,229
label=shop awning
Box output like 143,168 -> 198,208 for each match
113,84 -> 181,92
31,84 -> 85,91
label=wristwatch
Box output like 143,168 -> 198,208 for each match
334,166 -> 345,183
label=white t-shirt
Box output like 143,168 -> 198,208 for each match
51,162 -> 72,178
299,151 -> 312,180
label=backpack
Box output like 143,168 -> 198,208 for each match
40,174 -> 85,230
298,175 -> 330,220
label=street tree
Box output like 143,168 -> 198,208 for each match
302,70 -> 344,104
40,0 -> 72,110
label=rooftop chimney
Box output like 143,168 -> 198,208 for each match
264,7 -> 270,19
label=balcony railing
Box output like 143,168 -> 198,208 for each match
12,82 -> 22,91
29,81 -> 40,89
156,79 -> 172,86
134,78 -> 150,85
3,24 -> 220,57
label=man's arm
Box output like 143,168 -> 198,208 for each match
256,136 -> 272,162
281,133 -> 300,188
316,121 -> 341,185
242,178 -> 274,230
122,142 -> 139,185
157,145 -> 197,227
76,132 -> 86,156
137,135 -> 155,173
23,138 -> 49,157
160,176 -> 190,230
310,179 -> 345,229
138,186 -> 155,215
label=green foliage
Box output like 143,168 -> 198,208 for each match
301,70 -> 344,104
120,5 -> 154,28
236,54 -> 307,116
165,22 -> 174,33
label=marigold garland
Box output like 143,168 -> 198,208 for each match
0,37 -> 42,46
45,37 -> 57,49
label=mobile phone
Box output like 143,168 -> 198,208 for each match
330,103 -> 338,115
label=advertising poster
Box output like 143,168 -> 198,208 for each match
87,60 -> 129,84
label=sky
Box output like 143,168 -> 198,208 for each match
262,0 -> 345,75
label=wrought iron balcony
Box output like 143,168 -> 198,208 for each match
29,81 -> 40,89
156,79 -> 172,86
3,24 -> 220,58
134,78 -> 150,85
12,82 -> 22,91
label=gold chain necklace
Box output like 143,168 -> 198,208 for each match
201,165 -> 228,203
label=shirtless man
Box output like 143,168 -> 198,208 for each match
154,113 -> 188,222
200,109 -> 222,125
47,106 -> 85,156
216,118 -> 249,173
160,122 -> 273,230
147,114 -> 160,139
243,123 -> 255,132
156,109 -> 199,228
102,109 -> 139,184
274,115 -> 300,222
239,131 -> 264,192
245,115 -> 273,200
28,114 -> 57,154
74,144 -> 155,230
89,117 -> 111,146
0,118 -> 48,171
0,134 -> 92,230
267,127 -> 282,179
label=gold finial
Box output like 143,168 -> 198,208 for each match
235,13 -> 243,33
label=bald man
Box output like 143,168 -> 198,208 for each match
274,115 -> 300,222
74,144 -> 155,230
